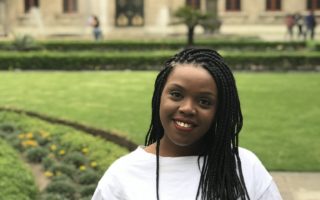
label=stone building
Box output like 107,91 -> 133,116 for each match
0,0 -> 319,40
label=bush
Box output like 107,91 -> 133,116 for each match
0,50 -> 319,71
10,34 -> 42,51
78,169 -> 100,185
50,163 -> 77,179
79,184 -> 96,197
45,180 -> 76,200
25,146 -> 49,162
62,151 -> 88,168
39,193 -> 69,200
42,156 -> 55,170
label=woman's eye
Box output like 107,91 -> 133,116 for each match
169,91 -> 182,99
199,99 -> 212,106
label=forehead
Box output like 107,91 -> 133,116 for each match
165,64 -> 217,93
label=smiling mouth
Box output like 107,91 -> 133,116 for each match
175,120 -> 193,128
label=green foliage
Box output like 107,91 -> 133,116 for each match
25,146 -> 49,162
50,163 -> 77,178
62,151 -> 88,168
174,6 -> 208,28
40,193 -> 69,200
79,184 -> 96,197
0,138 -> 38,200
0,111 -> 128,198
42,156 -> 55,170
11,34 -> 42,51
45,180 -> 76,200
78,169 -> 100,185
0,47 -> 318,71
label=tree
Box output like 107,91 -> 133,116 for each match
202,0 -> 221,34
174,6 -> 208,46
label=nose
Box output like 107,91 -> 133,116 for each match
179,98 -> 196,115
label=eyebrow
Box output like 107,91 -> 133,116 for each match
167,83 -> 218,98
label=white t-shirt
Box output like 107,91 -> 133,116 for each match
92,147 -> 282,200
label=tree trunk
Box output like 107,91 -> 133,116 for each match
187,26 -> 195,46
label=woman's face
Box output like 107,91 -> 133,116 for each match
159,64 -> 218,156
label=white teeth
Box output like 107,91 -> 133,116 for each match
176,121 -> 192,128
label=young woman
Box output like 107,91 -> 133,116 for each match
92,48 -> 282,200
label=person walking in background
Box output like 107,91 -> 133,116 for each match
285,14 -> 295,41
294,12 -> 305,40
305,10 -> 317,40
89,15 -> 103,41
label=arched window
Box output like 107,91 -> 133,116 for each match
307,0 -> 320,10
226,0 -> 241,11
186,0 -> 201,9
266,0 -> 281,11
24,0 -> 39,13
63,0 -> 78,13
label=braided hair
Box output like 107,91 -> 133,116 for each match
145,48 -> 249,200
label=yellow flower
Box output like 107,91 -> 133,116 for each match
21,140 -> 38,148
58,150 -> 65,155
18,134 -> 25,139
79,165 -> 86,171
82,148 -> 89,154
26,132 -> 33,139
50,144 -> 57,151
44,171 -> 54,177
39,130 -> 49,138
90,161 -> 97,168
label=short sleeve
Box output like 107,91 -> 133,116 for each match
257,181 -> 283,200
91,165 -> 123,200
239,148 -> 282,200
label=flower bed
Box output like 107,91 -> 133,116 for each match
0,111 -> 128,199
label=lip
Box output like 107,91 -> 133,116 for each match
173,118 -> 197,132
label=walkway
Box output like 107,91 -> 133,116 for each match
271,172 -> 320,200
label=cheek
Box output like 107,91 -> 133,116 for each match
203,109 -> 217,130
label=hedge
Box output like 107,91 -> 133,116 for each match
0,51 -> 319,71
0,40 -> 308,51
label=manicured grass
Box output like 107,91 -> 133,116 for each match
0,71 -> 319,171
0,138 -> 38,200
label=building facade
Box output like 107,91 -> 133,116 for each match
0,0 -> 319,40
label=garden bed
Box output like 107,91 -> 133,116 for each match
0,111 -> 128,200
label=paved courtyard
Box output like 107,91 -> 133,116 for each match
271,172 -> 320,200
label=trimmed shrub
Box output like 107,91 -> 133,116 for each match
78,169 -> 100,185
0,50 -> 319,71
45,180 -> 76,200
62,151 -> 88,168
25,146 -> 49,163
39,193 -> 69,200
79,184 -> 96,197
42,156 -> 56,170
50,163 -> 77,179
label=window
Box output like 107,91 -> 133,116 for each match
226,0 -> 241,11
307,0 -> 320,10
266,0 -> 281,11
63,0 -> 78,13
24,0 -> 39,13
115,0 -> 144,27
186,0 -> 200,9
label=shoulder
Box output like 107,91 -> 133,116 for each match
238,147 -> 274,199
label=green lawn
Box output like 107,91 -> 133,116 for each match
0,71 -> 319,171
